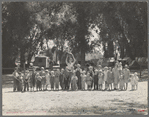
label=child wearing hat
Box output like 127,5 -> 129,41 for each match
55,69 -> 60,91
94,69 -> 99,90
86,72 -> 93,90
98,70 -> 104,90
134,72 -> 139,90
103,66 -> 108,90
50,71 -> 55,91
119,70 -> 124,91
81,70 -> 86,91
122,64 -> 130,90
12,68 -> 20,92
36,73 -> 42,91
130,74 -> 135,90
71,71 -> 78,91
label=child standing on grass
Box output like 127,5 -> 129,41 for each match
36,73 -> 42,91
59,69 -> 64,90
40,67 -> 46,91
55,69 -> 60,91
86,72 -> 92,90
123,64 -> 130,90
98,70 -> 104,90
19,73 -> 24,92
94,69 -> 99,90
71,71 -> 78,91
119,70 -> 124,91
130,74 -> 135,90
103,66 -> 108,90
45,70 -> 50,91
24,70 -> 30,92
12,68 -> 20,92
134,72 -> 139,90
107,67 -> 113,91
81,70 -> 86,91
50,71 -> 55,91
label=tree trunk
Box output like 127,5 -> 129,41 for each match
120,44 -> 124,59
20,48 -> 25,69
121,33 -> 134,59
107,40 -> 114,57
81,48 -> 85,68
76,5 -> 87,68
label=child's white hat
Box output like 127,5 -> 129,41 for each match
89,66 -> 93,69
99,70 -> 102,72
41,67 -> 44,70
125,64 -> 128,68
83,70 -> 86,73
45,69 -> 48,72
104,66 -> 108,69
134,72 -> 138,75
95,69 -> 98,72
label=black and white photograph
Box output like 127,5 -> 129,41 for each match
2,1 -> 148,115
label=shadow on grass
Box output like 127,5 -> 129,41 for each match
55,99 -> 148,115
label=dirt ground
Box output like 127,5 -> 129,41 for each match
2,80 -> 148,116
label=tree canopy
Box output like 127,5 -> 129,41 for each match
2,2 -> 147,68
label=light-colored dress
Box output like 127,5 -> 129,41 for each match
130,77 -> 135,86
134,76 -> 139,85
98,73 -> 104,85
45,73 -> 50,85
119,75 -> 124,90
104,70 -> 108,82
81,74 -> 86,90
123,68 -> 130,83
40,71 -> 46,85
71,75 -> 78,90
86,76 -> 92,86
107,71 -> 113,84
112,67 -> 119,84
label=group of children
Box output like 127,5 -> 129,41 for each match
12,62 -> 139,92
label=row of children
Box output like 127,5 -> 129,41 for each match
12,62 -> 139,92
70,64 -> 139,91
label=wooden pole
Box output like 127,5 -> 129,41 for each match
24,63 -> 25,75
140,64 -> 141,78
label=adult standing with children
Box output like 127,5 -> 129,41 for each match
112,63 -> 119,90
12,67 -> 20,92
